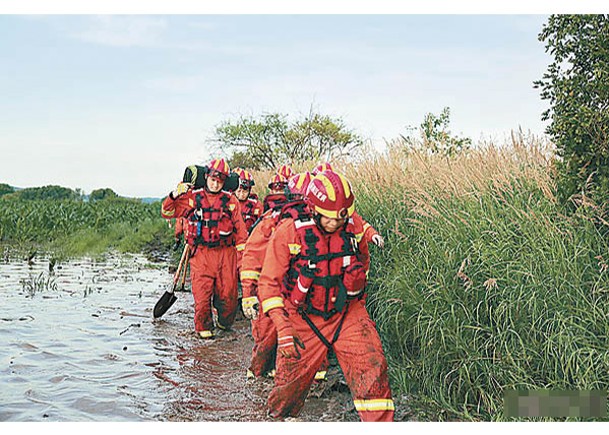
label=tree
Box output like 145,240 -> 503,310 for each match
0,183 -> 14,197
89,188 -> 118,202
400,107 -> 471,157
213,111 -> 363,170
534,15 -> 609,207
14,185 -> 81,201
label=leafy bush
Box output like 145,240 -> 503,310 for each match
535,14 -> 609,209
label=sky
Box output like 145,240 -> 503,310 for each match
0,4 -> 596,198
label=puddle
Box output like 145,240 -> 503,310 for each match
0,252 -> 372,422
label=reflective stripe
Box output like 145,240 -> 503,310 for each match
297,278 -> 309,294
236,243 -> 246,252
240,270 -> 260,281
294,219 -> 315,229
355,232 -> 364,242
188,199 -> 194,207
288,244 -> 301,255
162,209 -> 175,218
343,256 -> 351,267
363,222 -> 372,232
261,297 -> 284,313
353,399 -> 395,412
229,204 -> 236,211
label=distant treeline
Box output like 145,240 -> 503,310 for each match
0,183 -> 151,203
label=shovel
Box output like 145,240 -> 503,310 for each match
153,244 -> 190,319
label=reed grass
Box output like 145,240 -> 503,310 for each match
343,132 -> 609,420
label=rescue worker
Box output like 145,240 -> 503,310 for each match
241,172 -> 314,379
312,162 -> 385,251
263,173 -> 289,212
232,167 -> 263,234
161,158 -> 248,339
256,170 -> 394,421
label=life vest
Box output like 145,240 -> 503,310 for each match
281,203 -> 361,320
263,193 -> 287,212
240,197 -> 261,233
185,189 -> 236,248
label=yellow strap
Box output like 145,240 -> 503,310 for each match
353,399 -> 395,412
288,244 -> 301,255
240,270 -> 260,281
261,297 -> 285,313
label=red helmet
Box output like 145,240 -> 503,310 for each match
207,158 -> 230,180
277,164 -> 294,180
288,172 -> 312,196
311,162 -> 334,176
306,171 -> 355,219
233,167 -> 255,189
268,173 -> 288,189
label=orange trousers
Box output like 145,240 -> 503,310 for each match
249,314 -> 278,376
268,299 -> 394,421
249,313 -> 330,378
189,245 -> 238,332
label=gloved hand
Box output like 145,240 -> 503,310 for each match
268,308 -> 305,359
371,234 -> 385,248
241,296 -> 259,320
290,262 -> 316,307
343,261 -> 367,297
172,182 -> 192,198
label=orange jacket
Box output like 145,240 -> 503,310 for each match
174,217 -> 186,238
240,197 -> 264,233
257,216 -> 365,315
351,211 -> 379,244
161,189 -> 248,256
350,211 -> 378,272
239,208 -> 278,300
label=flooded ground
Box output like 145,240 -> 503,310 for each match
0,251 -> 409,422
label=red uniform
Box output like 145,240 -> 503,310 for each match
161,188 -> 248,334
239,196 -> 264,234
263,193 -> 287,212
240,208 -> 280,376
257,211 -> 394,421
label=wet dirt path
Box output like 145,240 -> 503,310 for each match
0,252 -> 377,422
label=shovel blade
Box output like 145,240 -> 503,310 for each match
153,291 -> 177,318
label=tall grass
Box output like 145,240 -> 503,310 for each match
344,132 -> 609,420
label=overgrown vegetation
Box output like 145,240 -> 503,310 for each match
535,14 -> 609,209
0,195 -> 172,260
345,132 -> 609,421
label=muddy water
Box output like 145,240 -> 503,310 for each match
0,252 -> 364,422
